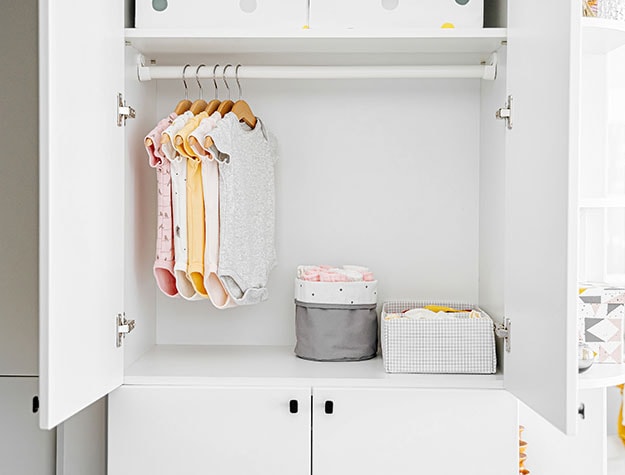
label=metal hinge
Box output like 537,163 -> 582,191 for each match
117,93 -> 136,127
494,318 -> 511,353
496,95 -> 513,130
116,313 -> 136,348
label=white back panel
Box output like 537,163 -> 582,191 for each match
505,1 -> 580,433
39,0 -> 125,428
146,77 -> 482,345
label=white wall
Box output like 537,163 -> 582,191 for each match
143,69 -> 483,346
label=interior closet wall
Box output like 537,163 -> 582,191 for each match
125,52 -> 485,346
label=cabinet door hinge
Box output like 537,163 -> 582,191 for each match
116,313 -> 136,348
495,95 -> 513,130
494,318 -> 511,353
117,93 -> 136,127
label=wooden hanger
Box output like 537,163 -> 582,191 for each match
232,101 -> 256,128
217,64 -> 234,117
231,64 -> 257,129
205,64 -> 221,115
174,99 -> 192,115
217,99 -> 234,116
205,99 -> 221,115
189,64 -> 208,115
162,64 -> 193,145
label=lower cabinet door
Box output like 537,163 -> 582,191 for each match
0,377 -> 55,475
108,385 -> 311,475
312,387 -> 518,475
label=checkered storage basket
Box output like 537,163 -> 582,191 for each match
381,301 -> 497,374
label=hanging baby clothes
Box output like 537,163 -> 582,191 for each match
174,111 -> 210,298
189,112 -> 236,309
161,110 -> 202,301
208,112 -> 278,305
144,113 -> 178,297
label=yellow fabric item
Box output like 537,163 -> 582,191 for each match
175,112 -> 209,298
423,305 -> 471,313
618,385 -> 625,447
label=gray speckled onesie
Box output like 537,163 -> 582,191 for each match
209,112 -> 278,305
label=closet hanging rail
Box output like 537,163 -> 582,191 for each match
137,53 -> 498,81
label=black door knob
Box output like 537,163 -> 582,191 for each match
289,399 -> 298,414
325,400 -> 334,414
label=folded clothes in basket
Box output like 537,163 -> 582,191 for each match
297,265 -> 374,282
385,306 -> 483,320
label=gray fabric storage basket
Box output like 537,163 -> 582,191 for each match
294,300 -> 378,362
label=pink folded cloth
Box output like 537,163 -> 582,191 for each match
302,271 -> 320,281
297,265 -> 375,282
362,272 -> 375,281
319,272 -> 349,282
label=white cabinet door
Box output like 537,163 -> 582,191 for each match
505,1 -> 581,434
0,378 -> 55,474
312,388 -> 518,475
108,386 -> 311,475
39,0 -> 125,429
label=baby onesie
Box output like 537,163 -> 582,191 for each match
161,111 -> 201,301
208,112 -> 278,306
174,112 -> 210,298
144,113 -> 178,297
189,113 -> 237,309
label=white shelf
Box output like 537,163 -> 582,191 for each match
579,363 -> 625,389
124,345 -> 505,389
124,28 -> 507,55
582,17 -> 625,54
579,197 -> 625,208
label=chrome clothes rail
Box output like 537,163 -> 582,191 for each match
137,54 -> 498,81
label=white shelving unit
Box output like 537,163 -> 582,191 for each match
125,27 -> 508,55
579,364 -> 625,389
582,17 -> 625,54
124,345 -> 505,388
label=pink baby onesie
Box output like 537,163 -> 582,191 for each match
189,112 -> 237,309
144,113 -> 178,297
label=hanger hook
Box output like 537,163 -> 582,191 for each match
195,64 -> 206,100
212,64 -> 220,100
235,64 -> 243,101
222,64 -> 232,101
182,64 -> 191,101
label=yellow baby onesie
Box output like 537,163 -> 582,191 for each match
618,385 -> 625,447
174,112 -> 209,298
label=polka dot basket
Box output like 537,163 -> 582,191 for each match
309,0 -> 484,30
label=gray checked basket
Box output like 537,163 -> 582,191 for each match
381,301 -> 497,374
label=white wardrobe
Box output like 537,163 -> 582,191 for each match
36,0 -> 625,473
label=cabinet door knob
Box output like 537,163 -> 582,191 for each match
325,400 -> 334,415
289,399 -> 299,414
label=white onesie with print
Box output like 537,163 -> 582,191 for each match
161,111 -> 202,301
